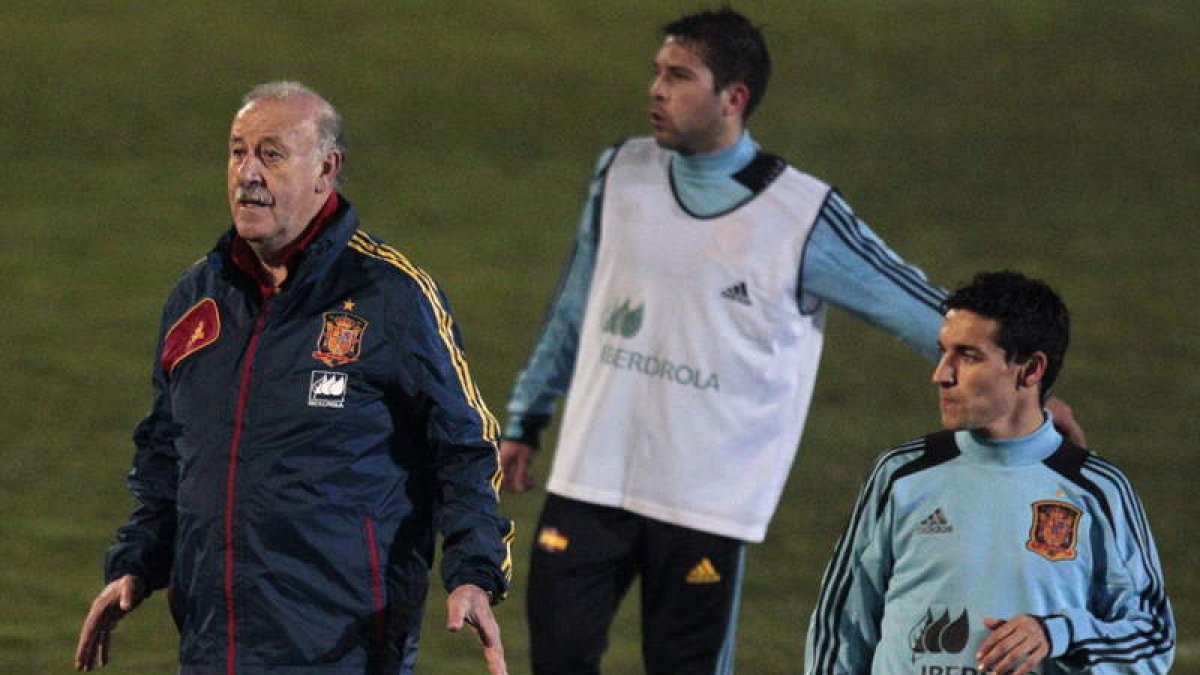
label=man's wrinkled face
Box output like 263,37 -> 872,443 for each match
226,97 -> 333,256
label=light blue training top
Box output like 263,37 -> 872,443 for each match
806,415 -> 1176,672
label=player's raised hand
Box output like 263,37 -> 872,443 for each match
499,439 -> 537,492
447,583 -> 507,675
75,574 -> 145,671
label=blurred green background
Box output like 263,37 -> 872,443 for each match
1,1 -> 1196,672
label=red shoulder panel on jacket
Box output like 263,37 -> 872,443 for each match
162,298 -> 221,374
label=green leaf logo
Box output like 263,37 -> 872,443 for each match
603,299 -> 644,339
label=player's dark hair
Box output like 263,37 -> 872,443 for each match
662,7 -> 771,120
942,271 -> 1070,400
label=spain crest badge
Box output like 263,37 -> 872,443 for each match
312,310 -> 368,367
537,527 -> 570,554
1026,500 -> 1082,561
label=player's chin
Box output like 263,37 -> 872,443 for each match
650,130 -> 685,152
233,214 -> 275,240
938,410 -> 963,431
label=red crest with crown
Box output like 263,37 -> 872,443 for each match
1026,500 -> 1082,562
312,311 -> 367,367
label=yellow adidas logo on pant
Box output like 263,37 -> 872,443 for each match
685,557 -> 722,584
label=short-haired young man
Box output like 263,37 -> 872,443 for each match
806,271 -> 1175,674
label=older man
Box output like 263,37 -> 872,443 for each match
75,82 -> 512,675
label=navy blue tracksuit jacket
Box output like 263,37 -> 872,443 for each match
104,195 -> 513,674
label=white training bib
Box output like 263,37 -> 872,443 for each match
549,137 -> 830,542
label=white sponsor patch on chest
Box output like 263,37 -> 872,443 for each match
308,370 -> 348,408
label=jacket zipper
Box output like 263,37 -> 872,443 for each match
224,298 -> 272,675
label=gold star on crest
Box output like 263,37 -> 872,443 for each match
342,298 -> 356,311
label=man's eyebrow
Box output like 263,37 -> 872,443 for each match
229,133 -> 287,145
653,57 -> 693,72
939,340 -> 983,355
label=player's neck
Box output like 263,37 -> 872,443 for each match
673,130 -> 754,173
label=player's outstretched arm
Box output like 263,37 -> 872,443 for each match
446,583 -> 507,675
74,574 -> 145,671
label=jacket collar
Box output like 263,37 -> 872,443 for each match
214,193 -> 357,297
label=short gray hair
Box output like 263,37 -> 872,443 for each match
241,81 -> 347,185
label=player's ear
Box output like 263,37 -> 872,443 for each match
316,150 -> 343,194
721,81 -> 750,119
1019,352 -> 1048,389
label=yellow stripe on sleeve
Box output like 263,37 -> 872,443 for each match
348,232 -> 504,493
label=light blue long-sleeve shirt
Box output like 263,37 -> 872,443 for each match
505,131 -> 946,443
806,417 -> 1175,672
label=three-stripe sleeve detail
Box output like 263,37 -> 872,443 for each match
809,439 -> 926,673
1061,456 -> 1175,665
819,191 -> 945,313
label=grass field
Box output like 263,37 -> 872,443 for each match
1,1 -> 1196,672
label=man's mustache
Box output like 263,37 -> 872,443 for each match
234,185 -> 274,206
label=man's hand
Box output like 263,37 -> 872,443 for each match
74,574 -> 145,671
499,440 -> 536,492
1046,396 -> 1086,447
976,615 -> 1050,675
446,583 -> 507,675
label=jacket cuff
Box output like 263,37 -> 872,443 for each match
1036,614 -> 1071,658
447,573 -> 507,605
104,545 -> 168,591
503,413 -> 551,449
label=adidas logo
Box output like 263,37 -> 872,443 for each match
917,508 -> 953,534
685,557 -> 722,584
721,281 -> 752,306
